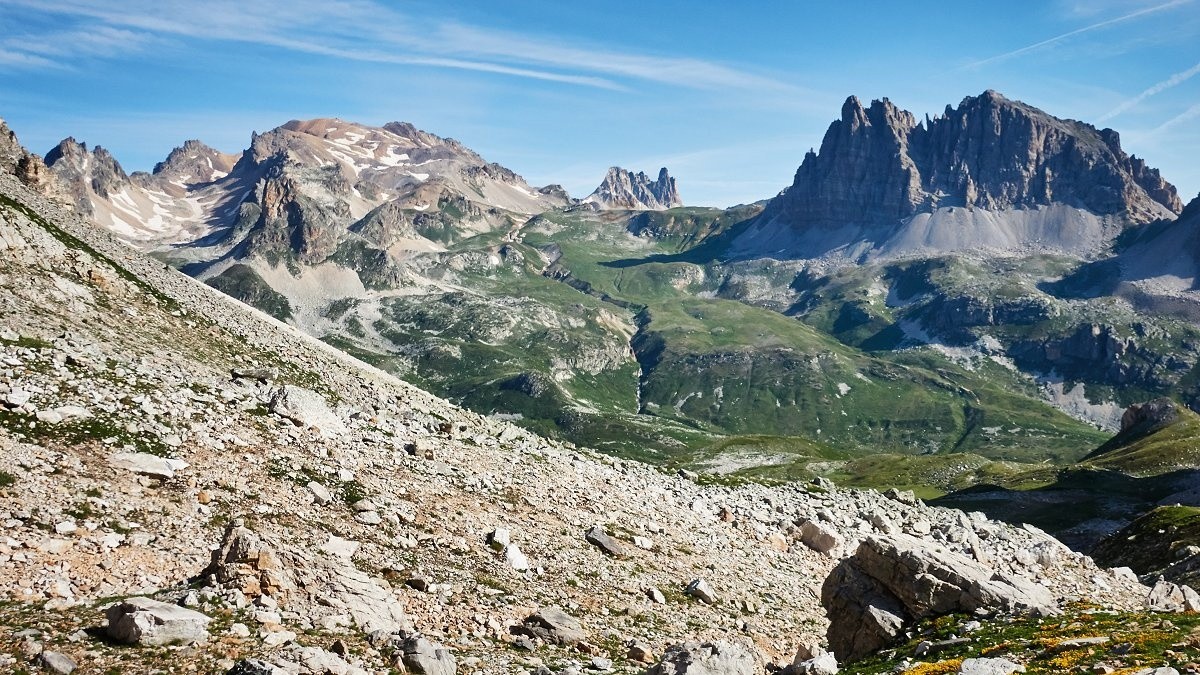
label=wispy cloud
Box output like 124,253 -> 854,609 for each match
1097,60 -> 1200,122
0,48 -> 61,69
963,0 -> 1193,69
0,0 -> 789,93
1154,101 -> 1200,133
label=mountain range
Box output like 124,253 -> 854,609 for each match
7,90 -> 1200,515
8,90 -> 1200,674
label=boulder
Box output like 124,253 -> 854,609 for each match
1146,579 -> 1200,612
685,578 -> 717,604
104,597 -> 211,645
790,652 -> 838,675
644,641 -> 759,675
512,606 -> 586,645
585,525 -> 627,557
400,635 -> 457,675
269,385 -> 347,437
37,651 -> 77,674
799,520 -> 842,554
821,534 -> 1057,661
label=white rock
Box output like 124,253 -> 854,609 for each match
104,597 -> 211,646
321,536 -> 360,558
108,453 -> 188,480
505,544 -> 530,571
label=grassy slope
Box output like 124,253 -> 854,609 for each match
842,607 -> 1200,675
519,210 -> 1109,481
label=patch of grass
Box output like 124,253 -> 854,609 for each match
0,470 -> 15,487
842,606 -> 1200,674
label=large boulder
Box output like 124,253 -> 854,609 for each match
644,641 -> 760,675
821,534 -> 1057,662
269,385 -> 347,437
105,597 -> 211,645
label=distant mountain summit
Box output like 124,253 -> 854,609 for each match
151,139 -> 237,187
584,166 -> 681,210
735,90 -> 1181,261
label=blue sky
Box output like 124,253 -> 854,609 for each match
1,0 -> 1198,207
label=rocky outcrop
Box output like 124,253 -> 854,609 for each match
762,91 -> 1180,234
584,166 -> 681,210
0,118 -> 66,202
1118,397 -> 1180,435
821,534 -> 1057,661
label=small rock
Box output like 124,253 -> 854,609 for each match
226,658 -> 280,675
108,452 -> 189,480
37,651 -> 77,675
513,606 -> 586,646
585,525 -> 627,558
505,544 -> 530,571
685,578 -> 716,604
958,657 -> 1025,675
628,643 -> 655,663
262,630 -> 296,647
307,482 -> 332,505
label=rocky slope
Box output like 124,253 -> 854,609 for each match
0,125 -> 1164,675
584,167 -> 681,211
733,90 -> 1182,261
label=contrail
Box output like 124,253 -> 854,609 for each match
1154,101 -> 1200,134
1098,61 -> 1200,123
964,0 -> 1193,69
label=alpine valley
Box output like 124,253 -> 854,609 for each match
20,91 -> 1200,532
6,88 -> 1200,674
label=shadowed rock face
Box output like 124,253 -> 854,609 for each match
585,166 -> 682,210
762,90 -> 1181,233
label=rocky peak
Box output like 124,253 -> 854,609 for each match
0,118 -> 68,202
152,139 -> 237,185
584,166 -> 682,210
44,137 -> 130,215
761,90 -> 1182,234
0,118 -> 24,175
